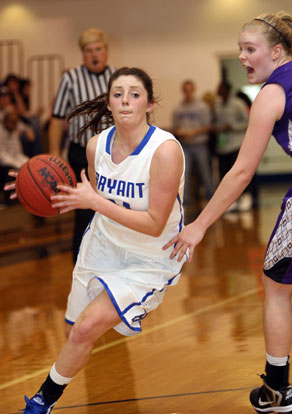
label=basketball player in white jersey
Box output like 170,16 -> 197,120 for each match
8,67 -> 187,413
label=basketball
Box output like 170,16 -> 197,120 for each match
16,154 -> 77,217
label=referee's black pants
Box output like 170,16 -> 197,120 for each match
217,149 -> 258,208
68,142 -> 94,264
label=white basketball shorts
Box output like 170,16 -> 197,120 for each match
65,229 -> 185,336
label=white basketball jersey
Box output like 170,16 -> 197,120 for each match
92,124 -> 185,258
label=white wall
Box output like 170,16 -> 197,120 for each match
1,0 -> 291,127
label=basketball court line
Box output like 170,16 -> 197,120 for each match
9,386 -> 251,413
0,286 -> 261,393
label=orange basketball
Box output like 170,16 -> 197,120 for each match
16,154 -> 77,217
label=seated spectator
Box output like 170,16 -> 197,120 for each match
19,78 -> 43,156
0,105 -> 35,205
3,73 -> 27,116
0,86 -> 13,123
3,74 -> 43,156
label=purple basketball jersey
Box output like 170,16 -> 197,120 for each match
264,61 -> 292,155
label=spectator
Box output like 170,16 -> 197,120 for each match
212,81 -> 250,211
0,86 -> 13,123
18,78 -> 43,157
172,80 -> 214,216
3,74 -> 27,116
202,90 -> 218,177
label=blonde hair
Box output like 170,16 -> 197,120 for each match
78,28 -> 108,50
242,10 -> 292,54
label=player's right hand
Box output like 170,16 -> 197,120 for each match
4,171 -> 18,200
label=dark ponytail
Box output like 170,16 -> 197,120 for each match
67,93 -> 114,140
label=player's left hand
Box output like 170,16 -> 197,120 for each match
51,169 -> 98,213
162,220 -> 205,263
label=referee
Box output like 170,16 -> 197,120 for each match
49,28 -> 115,263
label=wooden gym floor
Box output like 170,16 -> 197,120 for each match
0,181 -> 290,414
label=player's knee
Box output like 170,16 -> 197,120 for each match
69,314 -> 107,346
262,273 -> 292,299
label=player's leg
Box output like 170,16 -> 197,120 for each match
250,274 -> 292,413
263,275 -> 292,358
23,290 -> 121,413
56,289 -> 121,377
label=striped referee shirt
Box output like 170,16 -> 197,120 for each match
52,64 -> 115,147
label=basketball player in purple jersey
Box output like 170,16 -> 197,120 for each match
164,11 -> 292,413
